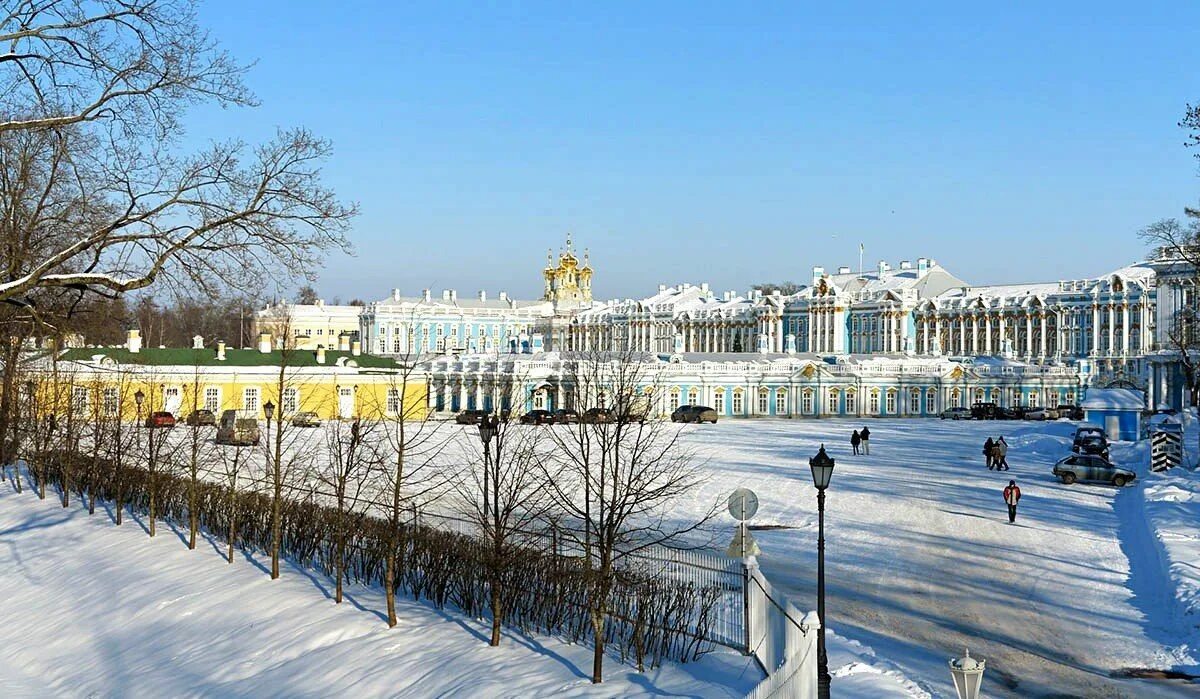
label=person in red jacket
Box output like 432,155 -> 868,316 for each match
1003,480 -> 1021,524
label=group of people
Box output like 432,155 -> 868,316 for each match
849,427 -> 871,455
983,436 -> 1010,470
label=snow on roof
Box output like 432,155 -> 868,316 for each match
1081,388 -> 1145,411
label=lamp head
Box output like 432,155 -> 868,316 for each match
809,444 -> 835,490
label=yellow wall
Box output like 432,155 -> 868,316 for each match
28,367 -> 429,423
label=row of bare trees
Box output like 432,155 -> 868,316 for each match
6,340 -> 721,682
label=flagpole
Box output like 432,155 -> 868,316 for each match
859,243 -> 864,278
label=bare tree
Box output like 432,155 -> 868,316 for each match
319,416 -> 377,603
1141,218 -> 1200,404
180,358 -> 216,549
454,412 -> 554,647
372,354 -> 452,628
543,348 -> 716,683
217,438 -> 251,564
0,1 -> 356,307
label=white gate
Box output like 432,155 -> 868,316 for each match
744,565 -> 819,699
338,387 -> 354,419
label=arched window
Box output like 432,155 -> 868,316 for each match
869,389 -> 880,414
687,387 -> 699,406
845,389 -> 857,414
974,388 -> 984,403
925,388 -> 936,414
1029,391 -> 1039,408
990,387 -> 1000,404
669,387 -> 681,411
758,387 -> 770,414
714,388 -> 726,415
775,388 -> 788,415
802,389 -> 814,414
950,388 -> 961,408
827,388 -> 840,414
885,389 -> 897,414
909,388 -> 921,414
732,388 -> 744,415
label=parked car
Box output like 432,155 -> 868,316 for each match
519,409 -> 554,425
970,402 -> 998,420
145,411 -> 176,428
1056,404 -> 1084,420
1071,426 -> 1107,452
1023,407 -> 1051,421
581,407 -> 615,424
552,409 -> 580,424
1052,454 -> 1136,486
215,410 -> 260,446
185,409 -> 216,426
671,405 -> 719,424
996,406 -> 1022,420
940,407 -> 971,420
290,411 -> 321,427
455,409 -> 490,425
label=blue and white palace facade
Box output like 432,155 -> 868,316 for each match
263,234 -> 1200,415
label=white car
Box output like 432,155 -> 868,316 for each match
940,407 -> 970,420
1024,407 -> 1051,420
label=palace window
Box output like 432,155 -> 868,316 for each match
387,388 -> 401,415
103,388 -> 120,417
869,390 -> 880,414
845,390 -> 857,414
243,387 -> 260,413
950,389 -> 961,408
731,389 -> 743,415
925,389 -> 936,414
204,387 -> 220,413
910,389 -> 921,414
1049,390 -> 1060,407
802,390 -> 814,414
1028,391 -> 1039,408
714,389 -> 725,415
886,390 -> 897,414
71,386 -> 88,415
828,389 -> 840,414
687,388 -> 699,406
974,388 -> 984,403
775,389 -> 787,415
1065,391 -> 1076,404
669,388 -> 681,411
283,387 -> 299,415
757,388 -> 769,414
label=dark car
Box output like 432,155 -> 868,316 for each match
671,405 -> 719,424
1056,404 -> 1084,420
1053,454 -> 1136,487
185,409 -> 216,426
996,406 -> 1022,420
970,402 -> 998,420
519,410 -> 554,425
145,411 -> 176,428
1071,426 -> 1107,453
552,409 -> 580,424
215,409 -> 259,446
581,408 -> 615,424
455,409 -> 490,425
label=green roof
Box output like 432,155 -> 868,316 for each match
58,347 -> 403,370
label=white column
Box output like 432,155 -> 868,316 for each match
1092,303 -> 1100,356
984,315 -> 993,354
1107,303 -> 1115,358
1121,301 -> 1130,356
971,315 -> 980,354
1039,313 -> 1047,357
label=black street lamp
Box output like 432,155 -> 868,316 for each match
478,415 -> 498,522
809,444 -> 835,699
263,400 -> 275,421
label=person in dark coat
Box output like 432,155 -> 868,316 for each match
851,430 -> 861,455
983,437 -> 995,470
997,436 -> 1010,470
859,426 -> 871,455
1003,480 -> 1021,523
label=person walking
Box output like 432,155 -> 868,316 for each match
983,437 -> 995,470
997,436 -> 1010,471
851,429 -> 862,456
860,426 -> 871,455
1003,480 -> 1022,524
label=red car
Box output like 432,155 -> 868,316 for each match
145,411 -> 176,428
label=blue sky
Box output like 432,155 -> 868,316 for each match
190,1 -> 1200,301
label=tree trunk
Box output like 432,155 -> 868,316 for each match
271,484 -> 281,579
148,480 -> 156,537
385,546 -> 397,627
591,607 -> 605,683
489,579 -> 502,646
335,527 -> 345,604
188,482 -> 198,550
227,501 -> 237,564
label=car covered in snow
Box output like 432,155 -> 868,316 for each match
1052,454 -> 1136,487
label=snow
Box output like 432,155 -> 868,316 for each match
673,418 -> 1200,697
1081,388 -> 1146,411
0,473 -> 758,698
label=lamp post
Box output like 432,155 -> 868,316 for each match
263,399 -> 275,458
478,415 -> 498,523
809,444 -> 835,699
948,648 -> 985,699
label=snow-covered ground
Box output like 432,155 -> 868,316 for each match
675,418 -> 1200,698
0,474 -> 758,698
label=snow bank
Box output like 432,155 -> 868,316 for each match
0,477 -> 758,698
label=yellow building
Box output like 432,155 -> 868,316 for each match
254,299 -> 364,351
38,330 -> 428,422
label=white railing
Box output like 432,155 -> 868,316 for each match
744,565 -> 819,699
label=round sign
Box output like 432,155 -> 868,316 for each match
727,488 -> 759,521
